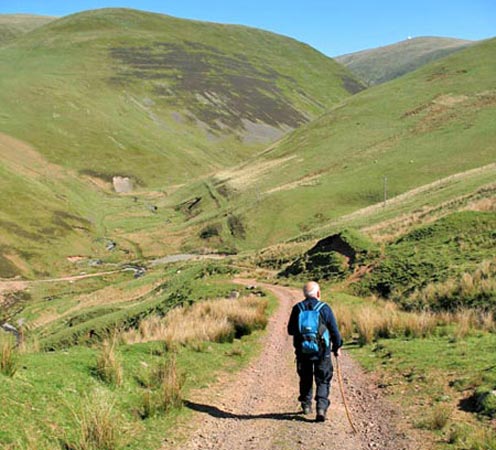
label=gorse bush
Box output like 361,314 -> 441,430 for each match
40,262 -> 238,350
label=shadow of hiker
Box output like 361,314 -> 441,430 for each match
185,400 -> 314,422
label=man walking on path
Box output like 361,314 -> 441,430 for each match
287,281 -> 343,422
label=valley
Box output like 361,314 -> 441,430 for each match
0,7 -> 494,450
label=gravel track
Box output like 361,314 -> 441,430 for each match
162,281 -> 418,450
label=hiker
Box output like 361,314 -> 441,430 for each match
287,281 -> 343,422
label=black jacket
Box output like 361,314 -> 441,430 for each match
287,297 -> 343,358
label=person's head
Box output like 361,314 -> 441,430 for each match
303,281 -> 320,299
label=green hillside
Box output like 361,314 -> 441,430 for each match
336,36 -> 473,85
174,38 -> 496,252
0,8 -> 361,187
0,14 -> 55,45
0,8 -> 363,277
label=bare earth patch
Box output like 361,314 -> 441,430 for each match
162,281 -> 419,450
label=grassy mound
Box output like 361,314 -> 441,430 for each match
281,228 -> 379,280
357,211 -> 496,308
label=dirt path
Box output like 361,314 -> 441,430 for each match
163,281 -> 417,450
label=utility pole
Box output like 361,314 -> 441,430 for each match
383,176 -> 388,207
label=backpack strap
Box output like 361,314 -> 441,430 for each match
314,301 -> 325,313
297,300 -> 325,313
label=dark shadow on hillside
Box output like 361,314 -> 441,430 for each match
458,395 -> 477,413
184,400 -> 314,422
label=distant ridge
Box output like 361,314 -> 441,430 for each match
336,36 -> 474,85
0,14 -> 56,45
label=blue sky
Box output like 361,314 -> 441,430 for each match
2,0 -> 495,55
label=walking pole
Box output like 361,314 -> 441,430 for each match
335,353 -> 358,434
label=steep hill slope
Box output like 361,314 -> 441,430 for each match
0,14 -> 55,45
173,38 -> 496,251
0,131 -> 136,278
0,8 -> 364,277
0,8 -> 362,187
336,36 -> 473,85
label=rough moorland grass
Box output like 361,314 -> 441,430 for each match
137,354 -> 185,419
357,211 -> 496,302
95,335 -> 123,387
333,293 -> 496,347
0,334 -> 18,377
339,288 -> 496,450
123,295 -> 268,347
0,261 -> 274,449
0,302 -> 273,449
38,262 -> 239,350
63,389 -> 122,450
403,258 -> 496,311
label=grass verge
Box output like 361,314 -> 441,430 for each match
328,288 -> 496,450
0,289 -> 276,449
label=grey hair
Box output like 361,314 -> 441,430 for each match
303,281 -> 320,298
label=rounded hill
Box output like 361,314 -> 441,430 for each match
0,8 -> 363,186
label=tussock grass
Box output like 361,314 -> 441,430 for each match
137,354 -> 185,419
0,334 -> 18,377
332,303 -> 354,340
416,403 -> 451,430
335,297 -> 494,346
95,334 -> 123,387
346,303 -> 438,345
397,258 -> 496,311
64,389 -> 122,450
123,295 -> 268,348
447,424 -> 496,449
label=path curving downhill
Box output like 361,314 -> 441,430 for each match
162,281 -> 417,450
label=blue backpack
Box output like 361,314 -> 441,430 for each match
298,301 -> 330,356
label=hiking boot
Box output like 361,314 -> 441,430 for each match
316,408 -> 326,422
301,403 -> 312,415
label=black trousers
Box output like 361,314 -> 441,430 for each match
296,355 -> 333,411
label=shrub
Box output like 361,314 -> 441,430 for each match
227,215 -> 246,239
199,223 -> 222,239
